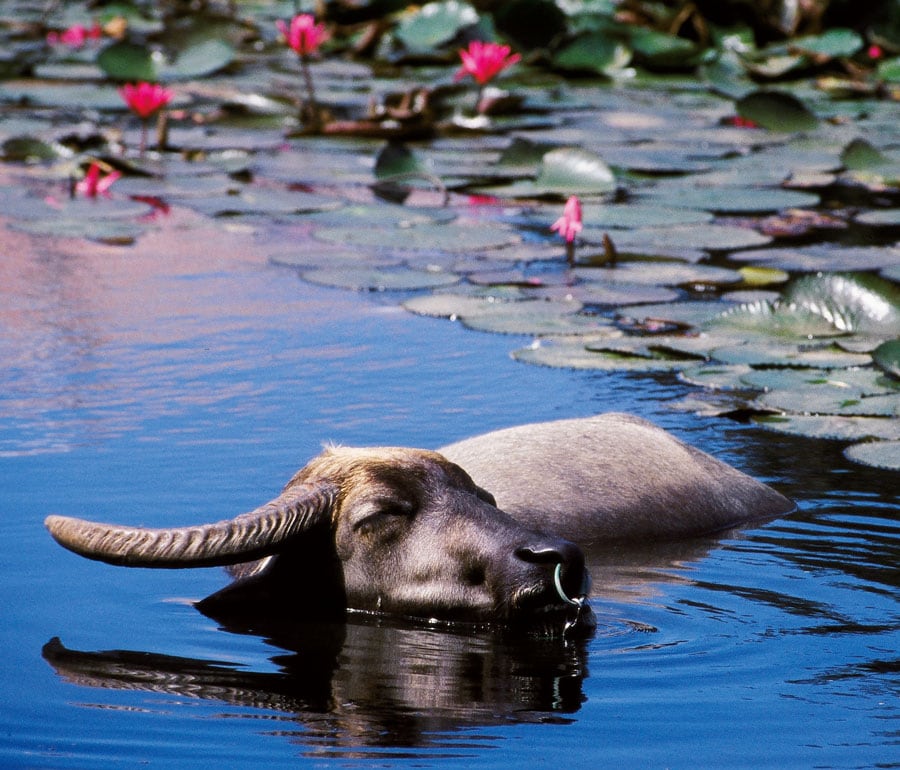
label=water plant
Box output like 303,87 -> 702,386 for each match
276,13 -> 330,129
550,196 -> 583,266
118,81 -> 173,156
454,40 -> 521,114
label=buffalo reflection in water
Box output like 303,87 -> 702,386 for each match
43,614 -> 591,751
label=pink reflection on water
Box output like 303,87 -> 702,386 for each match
0,204 -> 370,455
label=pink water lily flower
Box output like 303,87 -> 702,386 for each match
550,196 -> 583,243
455,41 -> 521,86
75,162 -> 121,198
47,22 -> 102,47
118,82 -> 173,119
277,14 -> 329,57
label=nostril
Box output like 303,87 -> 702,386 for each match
515,545 -> 565,565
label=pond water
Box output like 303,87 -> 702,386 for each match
1,199 -> 897,769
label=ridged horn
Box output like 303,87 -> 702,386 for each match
44,482 -> 339,568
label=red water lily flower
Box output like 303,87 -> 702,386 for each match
550,196 -> 583,243
455,41 -> 521,86
75,162 -> 121,198
118,82 -> 173,120
277,14 -> 329,57
47,22 -> 102,47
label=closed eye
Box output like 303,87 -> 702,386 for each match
352,499 -> 416,532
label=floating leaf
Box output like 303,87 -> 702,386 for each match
395,0 -> 479,52
577,261 -> 742,288
579,203 -> 712,229
457,301 -> 611,336
314,221 -> 520,252
97,41 -> 156,82
639,185 -> 819,214
738,266 -> 789,286
159,38 -> 235,80
679,364 -> 753,390
512,337 -> 689,371
729,245 -> 900,272
553,33 -> 631,76
584,223 -> 770,252
1,136 -> 66,162
628,28 -> 701,68
758,389 -> 899,417
877,57 -> 900,83
856,209 -> 900,226
711,300 -> 842,339
791,28 -> 863,58
711,342 -> 871,369
873,339 -> 900,379
301,267 -> 460,291
403,293 -> 513,319
186,188 -> 343,217
754,414 -> 900,441
740,367 -> 898,395
784,273 -> 900,336
532,281 -> 680,306
534,147 -> 616,195
736,90 -> 818,132
844,440 -> 900,470
840,138 -> 889,170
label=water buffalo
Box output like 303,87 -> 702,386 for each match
44,413 -> 793,634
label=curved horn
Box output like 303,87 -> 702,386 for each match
44,482 -> 339,568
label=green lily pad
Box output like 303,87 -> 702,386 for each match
711,342 -> 871,369
579,203 -> 713,229
856,209 -> 900,226
753,414 -> 900,441
301,267 -> 460,291
737,266 -> 790,287
186,188 -> 343,217
584,224 -> 770,252
638,185 -> 819,214
617,300 -> 735,329
729,245 -> 900,272
843,440 -> 900,471
314,222 -> 520,252
841,138 -> 890,170
736,90 -> 818,132
10,214 -> 143,244
403,293 -> 515,319
395,0 -> 479,52
758,389 -> 899,417
98,38 -> 235,82
553,33 -> 631,76
1,136 -> 67,162
679,363 -> 754,390
791,28 -> 863,58
512,336 -> 691,371
873,339 -> 900,379
784,273 -> 900,335
458,301 -> 611,336
711,300 -> 843,339
534,147 -> 616,196
576,261 -> 741,288
877,57 -> 900,83
584,336 -> 707,361
97,41 -> 156,82
531,281 -> 680,306
740,367 -> 899,395
628,27 -> 702,68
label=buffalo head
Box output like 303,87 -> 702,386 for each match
45,446 -> 592,636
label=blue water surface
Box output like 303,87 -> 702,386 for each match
0,210 -> 897,769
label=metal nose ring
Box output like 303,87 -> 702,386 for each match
553,563 -> 583,607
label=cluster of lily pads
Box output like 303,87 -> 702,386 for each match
0,1 -> 898,468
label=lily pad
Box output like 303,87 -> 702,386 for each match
579,203 -> 713,229
186,188 -> 343,217
513,336 -> 689,371
584,224 -> 770,252
740,367 -> 899,395
314,222 -> 520,253
301,267 -> 460,292
856,209 -> 900,226
711,342 -> 871,369
98,38 -> 235,82
753,414 -> 900,442
530,281 -> 680,306
873,339 -> 900,379
736,90 -> 818,132
758,389 -> 899,417
534,147 -> 617,196
617,300 -> 735,329
729,245 -> 900,272
791,28 -> 863,58
843,440 -> 900,471
395,0 -> 479,52
679,363 -> 754,390
403,293 -> 515,319
710,300 -> 843,339
639,186 -> 819,214
457,301 -> 611,336
553,33 -> 631,76
784,273 -> 900,335
577,261 -> 742,288
841,138 -> 890,170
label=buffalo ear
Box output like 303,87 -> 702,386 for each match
475,485 -> 497,507
44,482 -> 339,568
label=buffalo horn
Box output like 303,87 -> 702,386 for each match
44,482 -> 338,568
